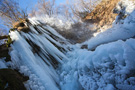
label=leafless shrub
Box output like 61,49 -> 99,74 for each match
0,0 -> 28,27
29,7 -> 37,17
36,0 -> 56,16
69,0 -> 99,20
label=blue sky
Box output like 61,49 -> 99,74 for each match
56,0 -> 66,5
19,0 -> 66,12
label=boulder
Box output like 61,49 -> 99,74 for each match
0,69 -> 28,90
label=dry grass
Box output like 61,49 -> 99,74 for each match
84,0 -> 120,28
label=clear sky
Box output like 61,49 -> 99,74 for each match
19,0 -> 66,12
18,0 -> 37,11
56,0 -> 66,5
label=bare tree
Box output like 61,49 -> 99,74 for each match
0,0 -> 28,27
69,0 -> 99,20
36,0 -> 56,16
56,4 -> 71,19
29,7 -> 37,17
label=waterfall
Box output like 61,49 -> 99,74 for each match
3,0 -> 135,90
9,19 -> 69,90
8,5 -> 135,89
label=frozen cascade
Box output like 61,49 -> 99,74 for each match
7,0 -> 135,89
9,19 -> 69,90
8,17 -> 135,90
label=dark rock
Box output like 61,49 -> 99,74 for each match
81,45 -> 88,49
0,69 -> 28,90
0,44 -> 11,61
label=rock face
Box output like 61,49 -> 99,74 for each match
84,0 -> 120,29
0,69 -> 28,90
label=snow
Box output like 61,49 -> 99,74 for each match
29,15 -> 73,30
60,38 -> 135,90
120,0 -> 135,14
58,0 -> 135,90
85,0 -> 135,50
7,0 -> 135,90
0,58 -> 7,69
104,84 -> 115,90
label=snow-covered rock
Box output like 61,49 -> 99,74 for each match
60,38 -> 135,90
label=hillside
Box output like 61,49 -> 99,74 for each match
84,0 -> 120,30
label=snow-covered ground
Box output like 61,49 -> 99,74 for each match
60,38 -> 135,90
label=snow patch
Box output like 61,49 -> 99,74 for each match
0,58 -> 7,69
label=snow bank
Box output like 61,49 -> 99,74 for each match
0,58 -> 8,69
86,0 -> 135,50
60,38 -> 135,90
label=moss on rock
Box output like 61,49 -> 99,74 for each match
6,36 -> 12,47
